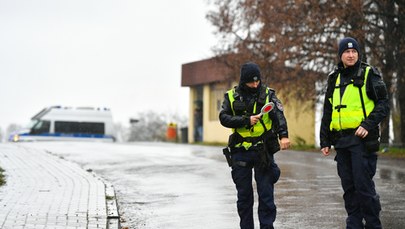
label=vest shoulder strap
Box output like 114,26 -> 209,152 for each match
257,86 -> 268,105
326,69 -> 339,98
357,66 -> 371,119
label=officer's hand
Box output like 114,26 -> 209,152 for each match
250,114 -> 261,126
280,137 -> 290,150
321,147 -> 330,156
355,126 -> 368,138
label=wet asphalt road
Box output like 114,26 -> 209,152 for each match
22,141 -> 405,229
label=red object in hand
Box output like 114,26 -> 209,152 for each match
260,102 -> 274,116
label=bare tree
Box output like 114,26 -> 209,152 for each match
207,0 -> 404,145
127,111 -> 187,142
363,0 -> 404,145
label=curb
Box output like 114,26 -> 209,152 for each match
105,182 -> 121,229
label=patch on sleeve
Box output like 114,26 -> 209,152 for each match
371,66 -> 382,78
375,84 -> 388,100
276,101 -> 284,111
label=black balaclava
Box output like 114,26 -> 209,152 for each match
239,62 -> 262,94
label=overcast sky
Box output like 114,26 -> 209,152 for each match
0,0 -> 217,131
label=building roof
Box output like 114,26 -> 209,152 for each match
181,56 -> 232,86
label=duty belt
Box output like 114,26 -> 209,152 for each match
243,136 -> 263,144
229,132 -> 263,146
331,128 -> 356,138
231,143 -> 264,153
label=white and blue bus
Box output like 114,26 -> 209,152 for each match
9,106 -> 116,142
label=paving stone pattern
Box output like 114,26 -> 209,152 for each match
0,144 -> 108,229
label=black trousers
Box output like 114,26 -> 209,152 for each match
335,142 -> 382,229
231,150 -> 280,229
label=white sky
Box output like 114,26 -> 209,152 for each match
0,0 -> 217,130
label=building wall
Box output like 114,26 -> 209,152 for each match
187,85 -> 230,144
188,83 -> 315,146
278,92 -> 315,146
187,87 -> 197,143
182,57 -> 316,146
202,85 -> 230,143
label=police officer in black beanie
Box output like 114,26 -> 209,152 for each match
320,37 -> 389,228
219,62 -> 290,229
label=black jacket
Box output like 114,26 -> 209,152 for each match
319,61 -> 390,148
219,84 -> 289,140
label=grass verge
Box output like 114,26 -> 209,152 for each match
0,167 -> 5,186
191,142 -> 405,159
291,145 -> 405,159
378,147 -> 405,159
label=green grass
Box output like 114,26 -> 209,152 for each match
379,147 -> 405,158
106,195 -> 114,201
192,141 -> 227,147
290,145 -> 405,159
190,141 -> 405,158
290,144 -> 317,152
0,167 -> 5,186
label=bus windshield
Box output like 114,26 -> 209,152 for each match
29,119 -> 51,135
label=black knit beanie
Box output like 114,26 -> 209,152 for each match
240,62 -> 261,84
338,37 -> 360,58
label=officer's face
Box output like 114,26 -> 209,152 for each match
245,80 -> 260,88
341,49 -> 359,68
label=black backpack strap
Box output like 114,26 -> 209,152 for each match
354,66 -> 367,119
257,86 -> 268,108
326,69 -> 339,100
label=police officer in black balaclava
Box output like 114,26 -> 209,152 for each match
219,62 -> 290,229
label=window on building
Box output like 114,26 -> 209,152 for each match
209,82 -> 228,121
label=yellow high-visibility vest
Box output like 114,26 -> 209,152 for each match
329,67 -> 375,131
227,88 -> 272,149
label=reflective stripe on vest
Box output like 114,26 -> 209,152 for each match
227,88 -> 272,149
329,67 -> 375,131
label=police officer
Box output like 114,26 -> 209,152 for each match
320,37 -> 389,228
219,62 -> 290,229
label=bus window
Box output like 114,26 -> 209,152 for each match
55,121 -> 105,135
80,122 -> 104,134
30,120 -> 51,135
55,121 -> 77,134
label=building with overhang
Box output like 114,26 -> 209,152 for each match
181,57 -> 316,146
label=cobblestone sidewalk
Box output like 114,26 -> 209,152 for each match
0,144 -> 119,229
